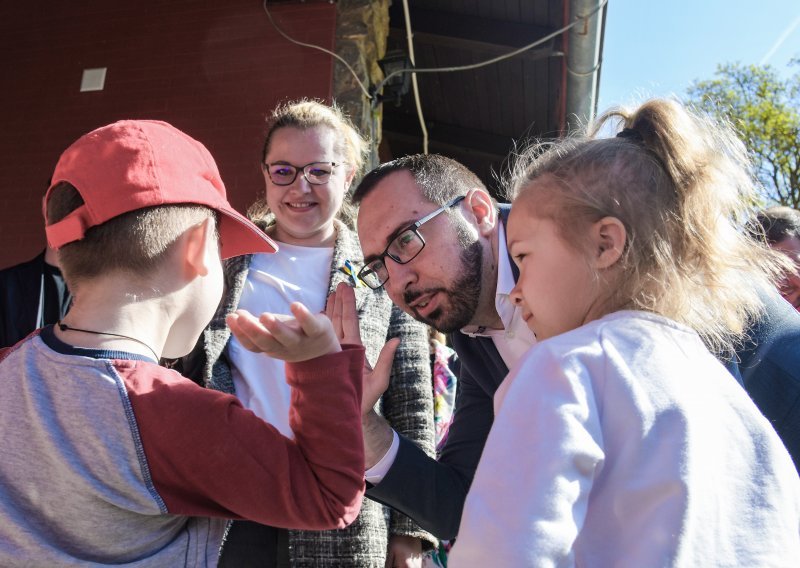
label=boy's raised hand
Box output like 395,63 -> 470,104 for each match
227,301 -> 340,362
326,283 -> 398,415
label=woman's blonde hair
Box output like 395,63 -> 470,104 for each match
507,98 -> 786,354
249,99 -> 369,227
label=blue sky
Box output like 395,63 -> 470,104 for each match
598,0 -> 800,111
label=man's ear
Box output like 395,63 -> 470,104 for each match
464,188 -> 497,237
591,216 -> 626,269
182,217 -> 217,278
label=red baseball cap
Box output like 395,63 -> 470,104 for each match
44,120 -> 277,259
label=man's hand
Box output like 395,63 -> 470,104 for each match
363,409 -> 395,469
227,301 -> 340,362
327,282 -> 398,469
326,281 -> 362,346
326,282 -> 397,415
386,535 -> 423,568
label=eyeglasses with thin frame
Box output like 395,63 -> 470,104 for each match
357,195 -> 466,290
263,161 -> 342,186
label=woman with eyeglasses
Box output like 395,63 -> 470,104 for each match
183,100 -> 436,567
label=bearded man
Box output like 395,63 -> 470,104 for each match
352,154 -> 535,539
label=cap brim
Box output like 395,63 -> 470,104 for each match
216,207 -> 278,259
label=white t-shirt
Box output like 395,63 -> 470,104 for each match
450,310 -> 800,567
227,243 -> 333,438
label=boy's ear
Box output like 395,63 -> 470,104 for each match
182,217 -> 217,277
591,216 -> 626,269
464,188 -> 496,237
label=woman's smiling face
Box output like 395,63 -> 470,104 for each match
263,125 -> 351,247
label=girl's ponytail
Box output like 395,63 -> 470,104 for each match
509,98 -> 787,354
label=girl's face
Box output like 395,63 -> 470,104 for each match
507,189 -> 612,341
263,126 -> 352,247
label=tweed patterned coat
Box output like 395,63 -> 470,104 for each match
191,220 -> 436,567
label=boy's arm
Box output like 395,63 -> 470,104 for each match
120,345 -> 365,530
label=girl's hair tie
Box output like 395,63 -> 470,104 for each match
616,128 -> 643,142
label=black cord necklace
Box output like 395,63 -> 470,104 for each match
57,321 -> 160,362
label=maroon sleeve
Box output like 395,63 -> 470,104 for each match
119,345 -> 366,530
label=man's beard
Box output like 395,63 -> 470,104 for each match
404,239 -> 483,333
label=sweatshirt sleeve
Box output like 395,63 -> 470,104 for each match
118,345 -> 366,531
448,343 -> 605,566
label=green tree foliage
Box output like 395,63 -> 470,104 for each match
687,61 -> 800,207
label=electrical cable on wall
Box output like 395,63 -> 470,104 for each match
262,0 -> 371,99
263,0 -> 607,104
372,0 -> 608,96
263,0 -> 608,156
401,0 -> 429,154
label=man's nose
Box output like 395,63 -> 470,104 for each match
385,259 -> 417,299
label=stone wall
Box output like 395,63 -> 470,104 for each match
334,0 -> 390,169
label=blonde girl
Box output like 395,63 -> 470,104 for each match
449,99 -> 800,566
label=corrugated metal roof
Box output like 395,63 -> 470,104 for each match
380,0 -> 569,195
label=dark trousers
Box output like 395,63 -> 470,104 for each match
219,521 -> 289,568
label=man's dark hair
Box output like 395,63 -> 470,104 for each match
353,154 -> 486,207
755,206 -> 800,245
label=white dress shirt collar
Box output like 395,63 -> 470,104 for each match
460,221 -> 536,368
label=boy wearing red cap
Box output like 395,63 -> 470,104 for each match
0,120 -> 367,566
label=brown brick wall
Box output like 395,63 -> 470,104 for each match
0,0 -> 336,268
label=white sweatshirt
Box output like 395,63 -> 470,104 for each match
451,311 -> 800,567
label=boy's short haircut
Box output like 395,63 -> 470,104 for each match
43,120 -> 277,284
46,182 -> 216,283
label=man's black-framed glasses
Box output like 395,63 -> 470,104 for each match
357,195 -> 466,290
263,161 -> 342,186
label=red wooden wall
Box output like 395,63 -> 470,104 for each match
0,0 -> 336,268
